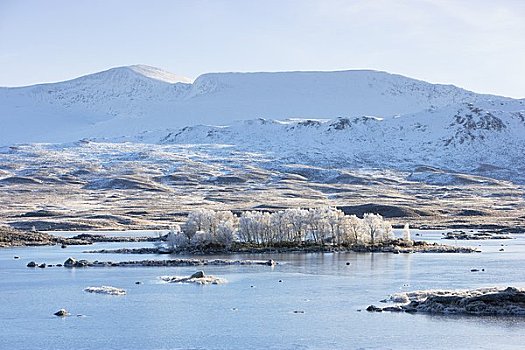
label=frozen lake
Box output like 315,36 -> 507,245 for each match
1,231 -> 524,349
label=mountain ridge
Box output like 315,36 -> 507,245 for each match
0,65 -> 518,145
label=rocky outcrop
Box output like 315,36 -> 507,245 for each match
442,230 -> 512,240
62,257 -> 276,268
368,287 -> 525,316
351,240 -> 479,253
0,227 -> 91,247
84,286 -> 127,295
69,234 -> 158,243
86,240 -> 478,255
160,271 -> 227,285
83,247 -> 159,254
0,227 -> 157,248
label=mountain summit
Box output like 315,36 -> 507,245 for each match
125,65 -> 193,84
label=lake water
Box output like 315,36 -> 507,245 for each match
1,231 -> 524,349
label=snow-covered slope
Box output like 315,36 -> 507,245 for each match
0,66 -> 513,145
125,100 -> 524,182
127,65 -> 193,84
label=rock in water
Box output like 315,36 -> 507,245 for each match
266,259 -> 276,266
160,272 -> 227,285
369,287 -> 525,316
190,270 -> 205,279
54,309 -> 69,317
84,286 -> 127,295
64,257 -> 77,267
366,305 -> 383,312
64,257 -> 89,268
27,261 -> 36,267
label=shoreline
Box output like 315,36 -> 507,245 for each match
0,228 -> 158,248
84,240 -> 479,255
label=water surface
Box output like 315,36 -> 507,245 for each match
1,231 -> 524,349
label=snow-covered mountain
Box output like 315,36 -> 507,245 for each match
1,65 -> 524,182
0,65 -> 515,145
114,99 -> 524,183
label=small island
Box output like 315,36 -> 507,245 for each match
367,286 -> 525,316
86,208 -> 479,255
6,208 -> 482,255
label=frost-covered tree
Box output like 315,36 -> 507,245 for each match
270,210 -> 292,244
181,220 -> 198,245
177,207 -> 395,248
283,208 -> 309,243
363,213 -> 393,245
326,207 -> 345,245
216,221 -> 236,248
238,211 -> 272,245
155,225 -> 187,251
341,215 -> 364,244
181,209 -> 236,247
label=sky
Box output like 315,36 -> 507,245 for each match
0,0 -> 524,98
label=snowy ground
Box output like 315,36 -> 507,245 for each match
0,141 -> 523,232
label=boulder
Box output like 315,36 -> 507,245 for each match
54,309 -> 69,317
366,305 -> 383,312
27,261 -> 37,267
64,257 -> 77,267
190,271 -> 205,279
64,257 -> 89,268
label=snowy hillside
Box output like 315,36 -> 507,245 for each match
122,100 -> 525,183
0,65 -> 514,145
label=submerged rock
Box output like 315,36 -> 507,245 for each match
84,286 -> 127,295
368,287 -> 525,316
160,272 -> 227,285
54,309 -> 70,317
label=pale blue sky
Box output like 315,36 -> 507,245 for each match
0,0 -> 524,98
